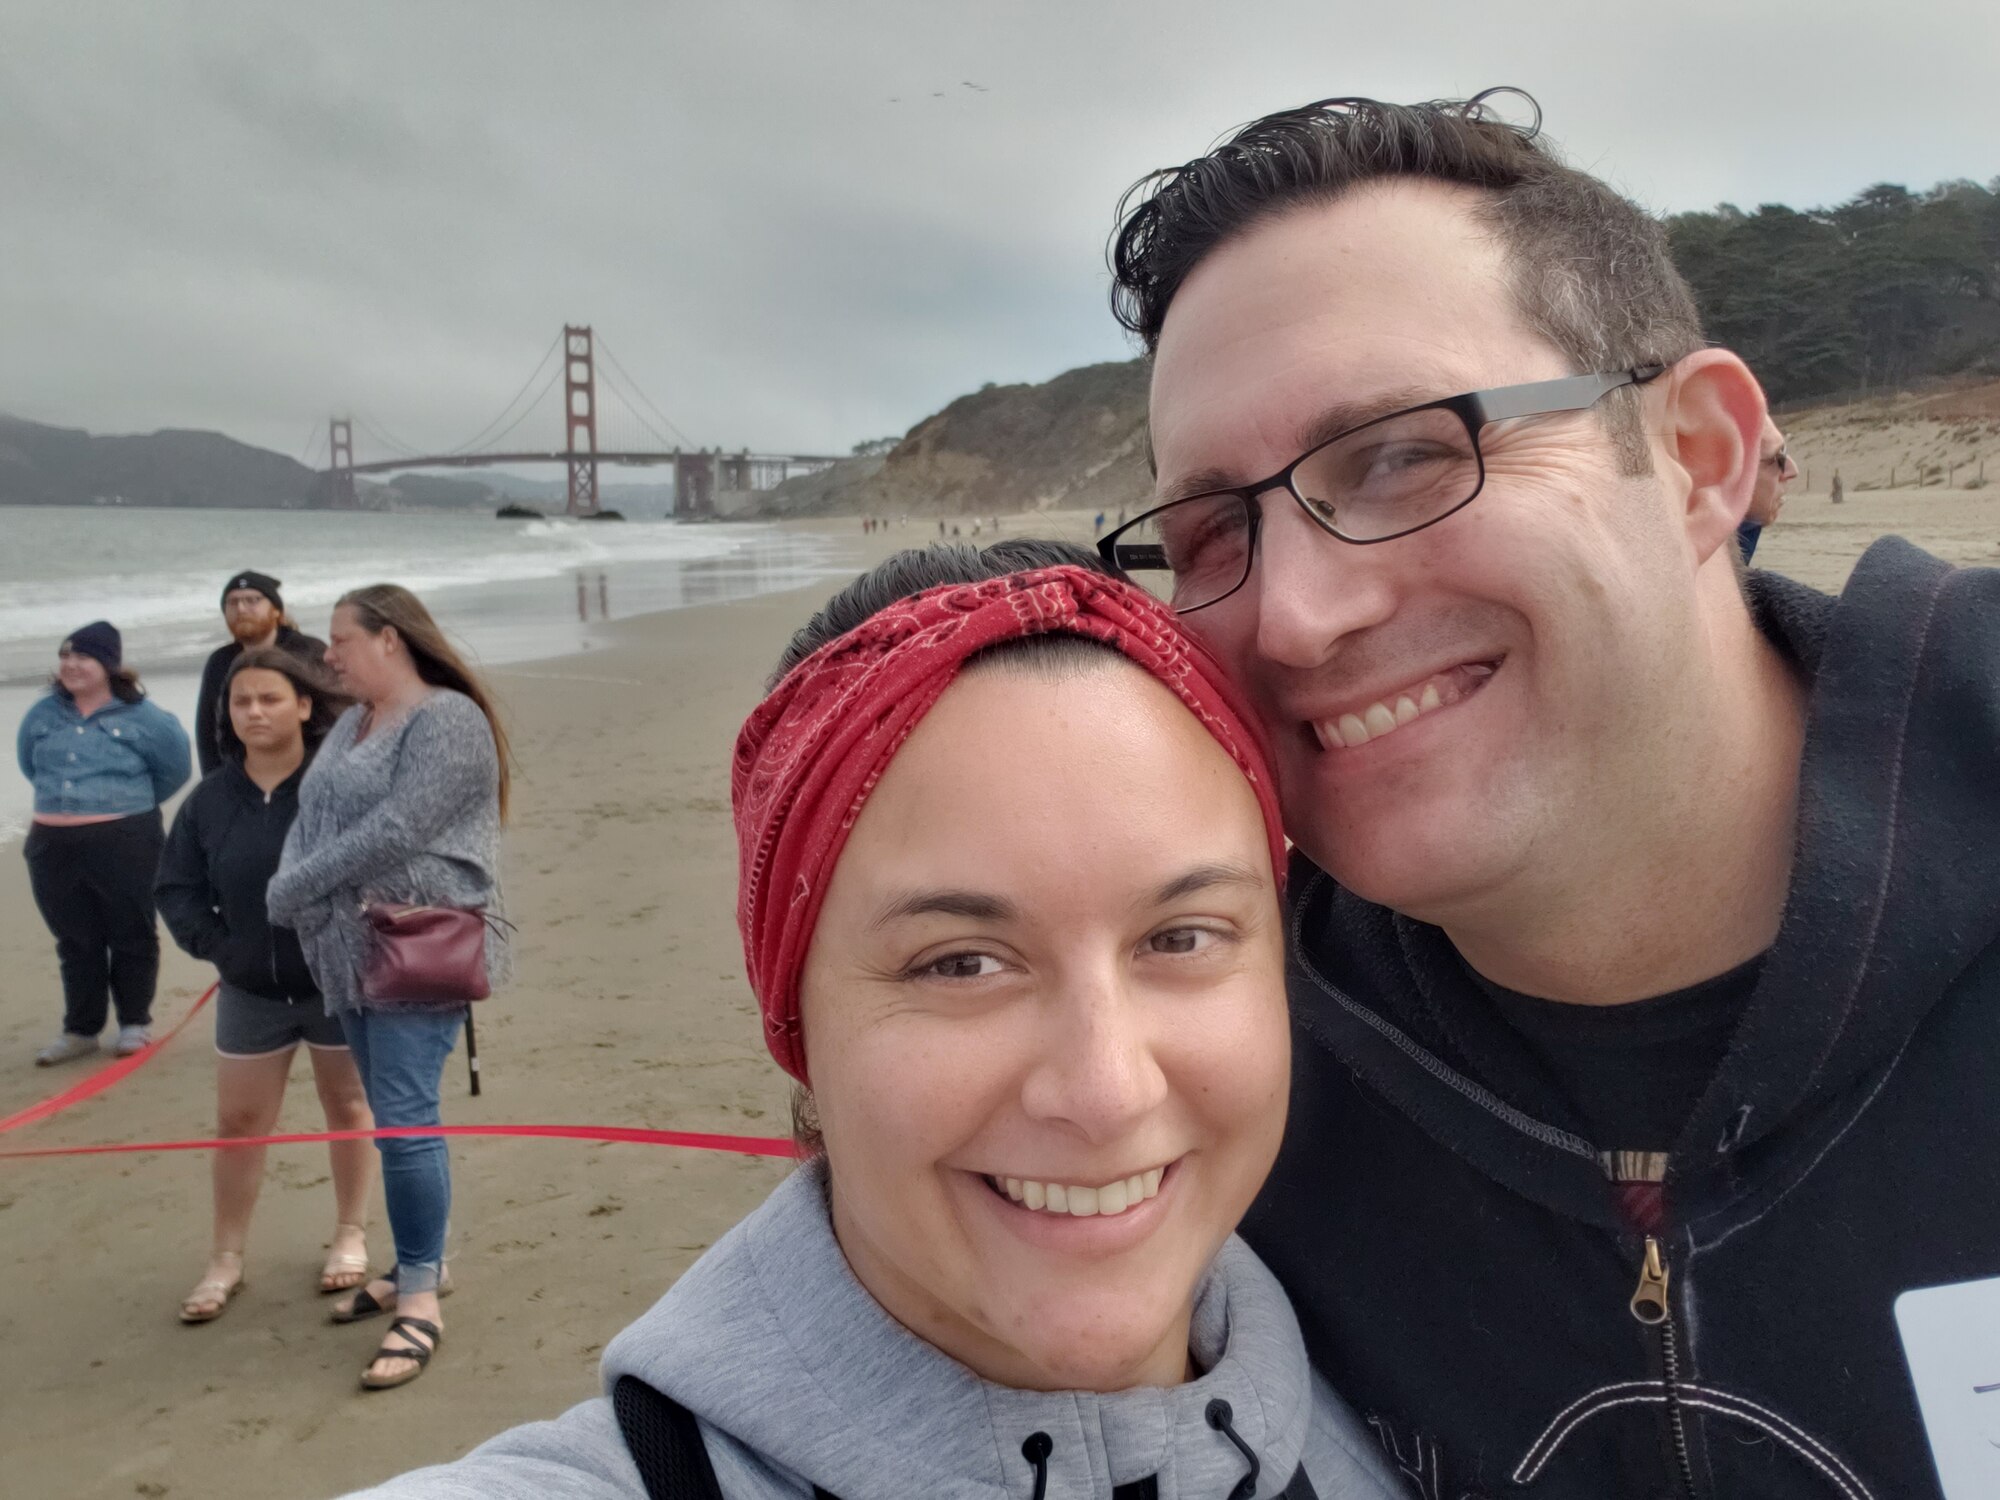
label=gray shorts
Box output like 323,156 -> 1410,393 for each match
214,982 -> 348,1058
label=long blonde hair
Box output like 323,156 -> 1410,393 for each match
338,584 -> 514,822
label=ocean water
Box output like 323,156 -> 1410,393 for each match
0,505 -> 857,840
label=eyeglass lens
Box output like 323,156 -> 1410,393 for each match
1113,404 -> 1485,610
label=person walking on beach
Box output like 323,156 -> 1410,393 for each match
194,571 -> 326,777
17,622 -> 191,1066
267,584 -> 510,1391
156,647 -> 376,1323
1736,416 -> 1797,564
1101,90 -> 2000,1497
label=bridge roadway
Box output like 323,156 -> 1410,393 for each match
346,450 -> 842,476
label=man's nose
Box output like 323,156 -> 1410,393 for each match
1248,497 -> 1400,671
1019,969 -> 1168,1146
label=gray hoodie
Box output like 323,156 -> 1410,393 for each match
348,1161 -> 1410,1499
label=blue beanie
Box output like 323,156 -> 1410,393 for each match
61,621 -> 123,675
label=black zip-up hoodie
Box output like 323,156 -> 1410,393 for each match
1242,538 -> 2000,1500
155,760 -> 319,1002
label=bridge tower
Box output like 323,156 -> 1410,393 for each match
564,325 -> 600,517
328,417 -> 358,510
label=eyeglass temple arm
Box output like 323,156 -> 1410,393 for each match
1469,365 -> 1668,425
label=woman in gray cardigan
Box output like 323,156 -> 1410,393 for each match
268,584 -> 510,1393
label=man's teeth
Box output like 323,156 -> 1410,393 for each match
995,1168 -> 1165,1218
1314,666 -> 1492,750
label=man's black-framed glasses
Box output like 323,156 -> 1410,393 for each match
1098,365 -> 1666,613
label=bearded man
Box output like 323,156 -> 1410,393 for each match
193,571 -> 327,776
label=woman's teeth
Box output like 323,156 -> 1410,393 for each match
1313,662 -> 1495,751
991,1168 -> 1165,1218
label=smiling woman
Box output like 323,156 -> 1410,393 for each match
351,543 -> 1409,1500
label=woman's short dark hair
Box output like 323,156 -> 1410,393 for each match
216,646 -> 351,764
1108,89 -> 1705,471
775,536 -> 1117,1156
51,669 -> 145,705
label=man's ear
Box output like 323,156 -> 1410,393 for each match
1657,350 -> 1766,566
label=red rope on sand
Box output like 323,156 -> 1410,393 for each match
0,980 -> 794,1162
0,982 -> 218,1136
0,1122 -> 795,1160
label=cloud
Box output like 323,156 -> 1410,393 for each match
1,0 -> 1992,462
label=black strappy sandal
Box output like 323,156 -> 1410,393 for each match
360,1315 -> 441,1391
330,1265 -> 453,1324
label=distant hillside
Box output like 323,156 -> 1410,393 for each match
0,413 -> 320,508
1779,375 -> 2000,491
757,360 -> 1150,519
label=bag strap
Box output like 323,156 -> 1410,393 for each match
613,1375 -> 726,1500
612,1375 -> 842,1500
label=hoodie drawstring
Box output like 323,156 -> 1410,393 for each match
1205,1399 -> 1261,1500
1020,1407 -> 1262,1500
1021,1431 -> 1053,1500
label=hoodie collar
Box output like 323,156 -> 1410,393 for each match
607,1160 -> 1312,1500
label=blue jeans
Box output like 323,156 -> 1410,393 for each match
340,1006 -> 463,1294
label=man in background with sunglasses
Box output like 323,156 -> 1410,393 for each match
1738,415 -> 1799,564
1102,93 -> 1997,1500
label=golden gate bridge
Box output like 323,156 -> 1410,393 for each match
311,326 -> 839,517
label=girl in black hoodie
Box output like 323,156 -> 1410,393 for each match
155,647 -> 376,1323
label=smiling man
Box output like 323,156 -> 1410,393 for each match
1101,93 -> 2000,1499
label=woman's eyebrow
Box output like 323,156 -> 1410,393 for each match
870,888 -> 1016,928
1146,860 -> 1264,907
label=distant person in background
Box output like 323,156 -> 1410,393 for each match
1736,416 -> 1797,564
17,621 -> 191,1065
1831,470 -> 1844,505
194,571 -> 326,778
157,647 -> 376,1323
268,584 -> 510,1391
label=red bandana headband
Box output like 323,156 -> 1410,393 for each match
731,564 -> 1287,1084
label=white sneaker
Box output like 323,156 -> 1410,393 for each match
35,1033 -> 99,1067
113,1025 -> 152,1057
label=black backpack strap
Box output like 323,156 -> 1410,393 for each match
612,1375 -> 843,1500
613,1375 -> 726,1500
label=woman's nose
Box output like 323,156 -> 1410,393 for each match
1019,975 -> 1169,1145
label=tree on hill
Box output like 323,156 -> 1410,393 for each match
1667,176 -> 2000,403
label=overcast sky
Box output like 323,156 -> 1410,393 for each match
2,0 -> 1993,465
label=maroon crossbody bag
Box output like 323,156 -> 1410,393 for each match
360,903 -> 507,1004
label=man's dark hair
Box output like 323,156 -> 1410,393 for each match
768,536 -> 1113,687
1108,89 -> 1706,470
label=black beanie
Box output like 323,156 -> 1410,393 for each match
62,621 -> 122,674
222,571 -> 284,612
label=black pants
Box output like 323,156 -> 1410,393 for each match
23,810 -> 165,1036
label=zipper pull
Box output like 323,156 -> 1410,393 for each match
1630,1235 -> 1671,1325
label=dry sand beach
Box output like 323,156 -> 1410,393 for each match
1,497 -> 1994,1499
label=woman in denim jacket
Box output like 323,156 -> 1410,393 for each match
16,621 -> 192,1065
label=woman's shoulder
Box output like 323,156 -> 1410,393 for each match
121,697 -> 186,733
417,688 -> 486,727
20,690 -> 68,730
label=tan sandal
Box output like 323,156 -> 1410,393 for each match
180,1252 -> 245,1324
319,1224 -> 370,1293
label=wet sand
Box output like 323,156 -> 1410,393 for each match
0,496 -> 1993,1499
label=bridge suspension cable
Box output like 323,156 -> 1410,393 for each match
596,334 -> 693,449
442,330 -> 566,458
474,359 -> 568,454
352,410 -> 428,460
